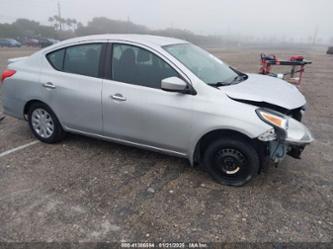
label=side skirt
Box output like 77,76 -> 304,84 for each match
64,127 -> 189,159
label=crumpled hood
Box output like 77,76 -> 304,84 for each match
221,73 -> 306,110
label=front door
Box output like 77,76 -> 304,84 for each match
102,43 -> 194,154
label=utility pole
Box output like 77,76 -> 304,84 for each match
57,1 -> 62,31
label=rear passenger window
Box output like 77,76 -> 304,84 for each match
47,49 -> 65,71
64,44 -> 102,77
47,44 -> 103,78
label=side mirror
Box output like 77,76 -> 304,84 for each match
161,77 -> 188,93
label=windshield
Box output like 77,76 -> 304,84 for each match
164,43 -> 239,85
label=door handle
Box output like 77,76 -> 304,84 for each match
42,82 -> 56,89
111,94 -> 127,102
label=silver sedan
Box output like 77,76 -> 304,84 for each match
1,34 -> 313,186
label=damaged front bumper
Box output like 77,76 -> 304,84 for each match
259,117 -> 313,163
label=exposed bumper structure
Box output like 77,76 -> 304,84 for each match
262,117 -> 313,163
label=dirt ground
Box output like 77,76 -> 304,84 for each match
0,46 -> 332,243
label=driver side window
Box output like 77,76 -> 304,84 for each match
111,44 -> 179,89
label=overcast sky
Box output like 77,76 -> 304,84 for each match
1,0 -> 332,42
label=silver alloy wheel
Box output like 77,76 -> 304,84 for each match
31,108 -> 54,138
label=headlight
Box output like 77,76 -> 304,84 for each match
256,108 -> 288,130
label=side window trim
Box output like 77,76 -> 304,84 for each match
61,48 -> 66,71
46,42 -> 107,79
104,43 -> 113,80
98,43 -> 107,78
105,42 -> 190,87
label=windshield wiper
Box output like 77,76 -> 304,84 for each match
208,73 -> 248,88
208,81 -> 232,87
231,73 -> 248,84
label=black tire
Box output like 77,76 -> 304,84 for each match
28,102 -> 65,143
203,137 -> 259,186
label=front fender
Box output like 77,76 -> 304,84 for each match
188,116 -> 271,165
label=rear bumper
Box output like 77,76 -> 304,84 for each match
3,95 -> 25,120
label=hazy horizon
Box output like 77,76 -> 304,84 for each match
0,0 -> 332,43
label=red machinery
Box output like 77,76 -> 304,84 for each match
259,54 -> 312,85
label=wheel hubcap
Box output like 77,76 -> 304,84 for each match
223,157 -> 241,174
31,108 -> 54,138
215,148 -> 247,175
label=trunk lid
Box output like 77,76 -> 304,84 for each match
8,56 -> 28,64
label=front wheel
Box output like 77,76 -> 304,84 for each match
28,102 -> 65,143
203,137 -> 260,186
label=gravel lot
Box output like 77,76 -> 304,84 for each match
0,46 -> 332,243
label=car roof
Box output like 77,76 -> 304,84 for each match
56,34 -> 187,47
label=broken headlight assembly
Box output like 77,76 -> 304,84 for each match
256,108 -> 288,141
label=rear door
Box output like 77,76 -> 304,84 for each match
102,43 -> 194,155
41,42 -> 106,134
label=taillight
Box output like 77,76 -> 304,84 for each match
1,69 -> 16,83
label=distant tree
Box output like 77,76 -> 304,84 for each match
0,23 -> 18,38
13,19 -> 40,36
65,18 -> 72,30
75,17 -> 149,36
77,22 -> 83,30
0,16 -> 225,46
70,19 -> 78,31
0,18 -> 60,39
48,15 -> 66,31
48,16 -> 54,23
48,16 -> 79,32
48,15 -> 59,30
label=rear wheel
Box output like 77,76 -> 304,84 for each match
203,137 -> 259,186
28,102 -> 65,143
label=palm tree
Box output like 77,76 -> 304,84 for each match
48,15 -> 79,31
71,19 -> 78,31
48,16 -> 56,30
65,18 -> 72,30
